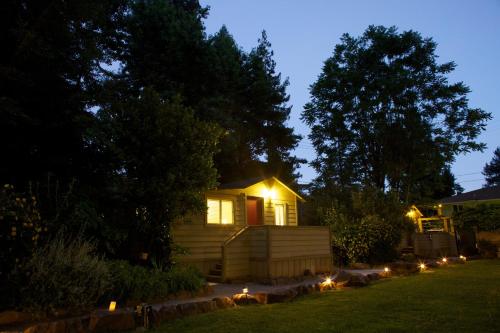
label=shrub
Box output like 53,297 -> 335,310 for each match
16,235 -> 111,316
453,204 -> 500,231
477,239 -> 498,259
105,260 -> 205,303
0,184 -> 45,279
321,188 -> 410,264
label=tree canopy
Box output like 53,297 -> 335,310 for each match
483,147 -> 500,187
0,0 -> 303,265
302,25 -> 490,203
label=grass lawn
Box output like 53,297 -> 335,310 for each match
153,260 -> 500,333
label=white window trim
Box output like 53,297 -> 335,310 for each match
206,197 -> 235,225
274,203 -> 287,226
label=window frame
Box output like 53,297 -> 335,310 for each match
206,197 -> 235,225
274,203 -> 287,226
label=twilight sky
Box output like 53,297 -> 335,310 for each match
200,0 -> 500,191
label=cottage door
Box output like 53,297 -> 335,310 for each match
246,197 -> 263,225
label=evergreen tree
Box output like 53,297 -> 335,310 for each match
241,32 -> 304,184
302,26 -> 490,202
121,1 -> 303,183
0,0 -> 126,188
97,88 -> 222,264
483,147 -> 500,187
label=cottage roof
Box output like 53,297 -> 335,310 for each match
218,176 -> 304,201
439,185 -> 500,204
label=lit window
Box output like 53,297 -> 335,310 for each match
207,199 -> 233,224
275,204 -> 286,226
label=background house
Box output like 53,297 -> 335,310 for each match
439,185 -> 500,256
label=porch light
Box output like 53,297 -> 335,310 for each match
109,301 -> 117,312
262,188 -> 276,200
406,210 -> 415,219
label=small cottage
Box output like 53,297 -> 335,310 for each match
172,177 -> 333,282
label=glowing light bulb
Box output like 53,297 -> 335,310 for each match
325,277 -> 332,284
442,258 -> 447,263
419,263 -> 426,270
109,301 -> 117,312
242,287 -> 248,294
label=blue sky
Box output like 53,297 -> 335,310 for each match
200,0 -> 500,191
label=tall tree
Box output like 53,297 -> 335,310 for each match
483,147 -> 500,187
121,0 -> 303,183
122,0 -> 210,105
241,31 -> 304,184
97,88 -> 222,264
302,25 -> 490,202
0,0 -> 126,189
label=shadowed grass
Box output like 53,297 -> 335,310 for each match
153,260 -> 500,333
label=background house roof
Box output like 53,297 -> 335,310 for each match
440,185 -> 500,204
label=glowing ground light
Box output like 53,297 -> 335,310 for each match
325,277 -> 332,284
109,301 -> 117,312
384,267 -> 390,273
419,263 -> 426,270
242,287 -> 249,294
460,255 -> 466,261
442,258 -> 448,263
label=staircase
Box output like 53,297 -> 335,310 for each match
206,261 -> 223,283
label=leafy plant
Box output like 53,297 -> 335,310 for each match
0,185 -> 45,281
16,235 -> 111,316
105,260 -> 205,303
453,204 -> 500,231
320,188 -> 410,264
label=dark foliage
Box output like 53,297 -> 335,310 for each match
483,147 -> 500,187
302,25 -> 490,203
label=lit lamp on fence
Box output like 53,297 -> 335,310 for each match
109,301 -> 117,312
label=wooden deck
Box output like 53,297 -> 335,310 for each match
172,225 -> 332,282
414,231 -> 458,258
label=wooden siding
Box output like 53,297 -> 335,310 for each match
172,224 -> 241,274
222,226 -> 332,281
268,227 -> 332,277
414,232 -> 458,258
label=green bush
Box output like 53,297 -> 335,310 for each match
453,204 -> 500,231
106,260 -> 205,303
0,184 -> 46,279
17,235 -> 111,316
320,188 -> 410,264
